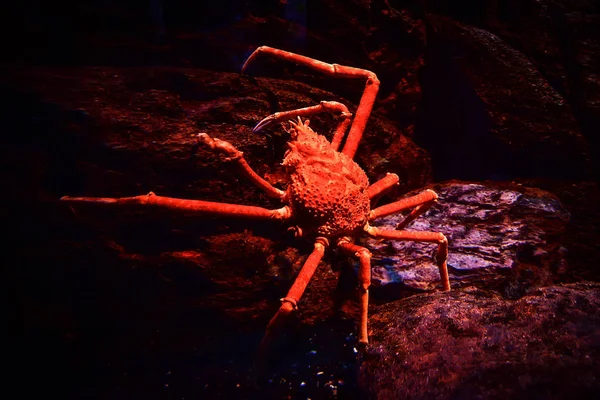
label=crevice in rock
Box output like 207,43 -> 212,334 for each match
548,6 -> 600,181
414,22 -> 508,181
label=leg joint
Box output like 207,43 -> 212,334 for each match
143,192 -> 157,204
437,234 -> 448,246
367,73 -> 380,86
356,248 -> 372,260
320,100 -> 350,115
363,223 -> 376,237
271,206 -> 292,220
336,236 -> 352,247
280,297 -> 298,310
314,237 -> 330,250
425,189 -> 439,201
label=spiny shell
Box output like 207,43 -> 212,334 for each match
283,118 -> 370,237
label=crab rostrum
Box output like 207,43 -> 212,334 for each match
61,46 -> 451,378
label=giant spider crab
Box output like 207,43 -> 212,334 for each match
61,46 -> 450,375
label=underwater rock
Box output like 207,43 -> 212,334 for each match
422,15 -> 592,181
425,1 -> 600,177
363,182 -> 571,298
1,66 -> 431,200
3,2 -> 598,399
359,282 -> 600,399
0,65 -> 432,325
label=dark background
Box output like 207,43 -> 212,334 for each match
4,1 -> 599,399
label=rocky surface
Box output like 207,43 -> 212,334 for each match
6,1 -> 596,180
4,1 -> 599,399
1,66 -> 431,202
1,65 -> 430,399
427,0 -> 600,178
364,182 -> 571,298
421,14 -> 592,181
359,282 -> 600,400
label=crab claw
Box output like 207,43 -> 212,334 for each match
253,113 -> 282,133
254,113 -> 312,133
197,133 -> 243,161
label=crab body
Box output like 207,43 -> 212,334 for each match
60,46 -> 451,382
283,118 -> 370,237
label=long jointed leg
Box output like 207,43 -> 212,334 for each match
252,101 -> 353,152
367,172 -> 400,199
198,133 -> 285,200
369,189 -> 439,230
364,226 -> 451,291
242,46 -> 380,158
252,237 -> 329,382
61,192 -> 291,220
337,238 -> 372,347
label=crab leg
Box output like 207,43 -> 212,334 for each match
367,172 -> 400,199
364,226 -> 451,291
61,192 -> 292,220
252,101 -> 352,151
369,189 -> 439,230
242,46 -> 379,158
252,237 -> 329,382
198,133 -> 285,200
338,238 -> 372,346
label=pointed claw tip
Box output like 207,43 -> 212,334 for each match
253,118 -> 273,133
253,123 -> 267,133
241,58 -> 252,74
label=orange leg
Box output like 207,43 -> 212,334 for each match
367,172 -> 400,199
252,101 -> 353,151
198,133 -> 285,200
369,189 -> 439,230
252,237 -> 328,382
242,46 -> 380,159
337,238 -> 372,346
364,226 -> 450,291
61,192 -> 291,220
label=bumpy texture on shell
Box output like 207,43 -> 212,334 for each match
283,118 -> 370,237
